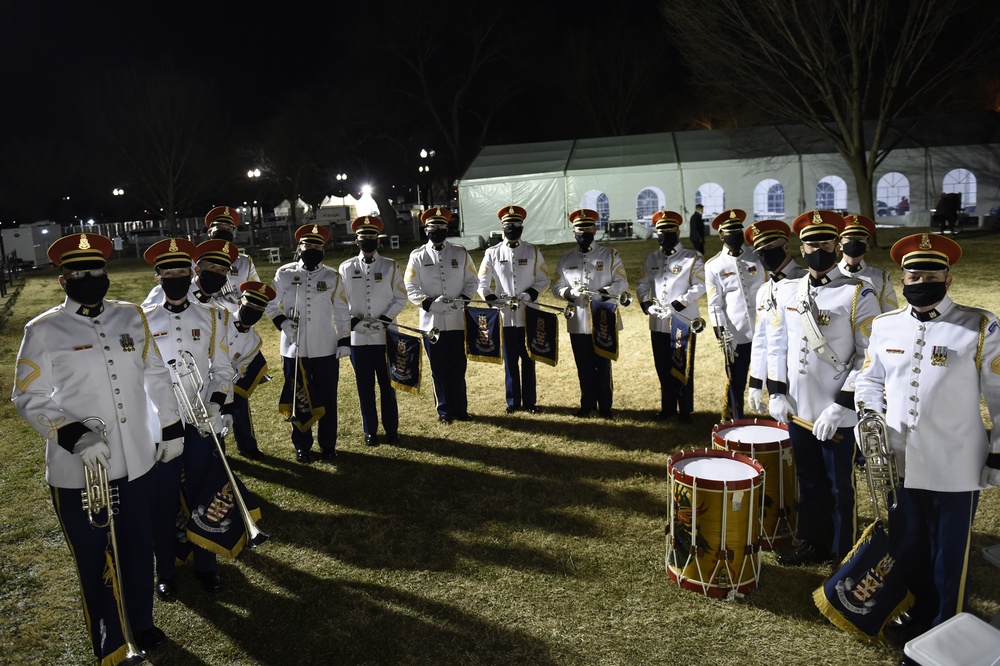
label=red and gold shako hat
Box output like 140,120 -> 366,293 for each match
204,205 -> 240,229
498,205 -> 527,224
351,216 -> 383,236
143,237 -> 198,269
890,233 -> 961,271
294,224 -> 331,245
420,207 -> 452,226
568,208 -> 599,229
793,209 -> 844,242
711,209 -> 747,233
842,214 -> 876,238
195,239 -> 238,267
744,219 -> 791,248
239,281 -> 276,306
651,210 -> 683,231
47,233 -> 113,269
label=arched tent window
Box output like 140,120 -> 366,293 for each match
635,187 -> 664,225
876,172 -> 910,216
581,189 -> 611,227
816,176 -> 847,211
695,183 -> 725,219
943,168 -> 977,213
754,179 -> 785,220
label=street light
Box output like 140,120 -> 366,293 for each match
247,168 -> 261,246
419,149 -> 435,207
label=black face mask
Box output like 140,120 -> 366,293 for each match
503,226 -> 523,241
358,238 -> 379,254
198,271 -> 228,295
300,249 -> 324,270
209,228 -> 234,242
658,232 -> 678,250
575,232 -> 595,250
723,234 -> 744,251
841,240 -> 867,258
903,281 -> 948,308
427,229 -> 448,245
804,248 -> 838,272
760,246 -> 788,272
160,276 -> 192,301
64,274 -> 110,305
238,304 -> 264,327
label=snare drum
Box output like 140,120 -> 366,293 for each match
666,448 -> 763,597
712,419 -> 796,549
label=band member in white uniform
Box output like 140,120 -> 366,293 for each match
838,214 -> 898,313
203,205 -> 260,314
340,216 -> 407,445
477,205 -> 550,414
636,210 -> 706,422
856,233 -> 1000,630
404,207 -> 479,424
12,233 -> 184,661
704,209 -> 766,420
552,209 -> 629,419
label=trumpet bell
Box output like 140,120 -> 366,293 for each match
428,328 -> 441,344
690,317 -> 707,334
619,291 -> 632,307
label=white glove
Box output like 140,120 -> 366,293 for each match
449,297 -> 465,311
429,296 -> 451,314
769,394 -> 791,424
280,319 -> 298,337
73,430 -> 111,471
748,388 -> 764,414
336,344 -> 351,359
648,304 -> 668,319
207,403 -> 225,434
981,466 -> 1000,488
222,414 -> 234,436
156,437 -> 184,463
517,291 -> 533,303
812,403 -> 852,442
366,318 -> 386,332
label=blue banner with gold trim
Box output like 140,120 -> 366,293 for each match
465,306 -> 502,364
526,306 -> 558,367
591,299 -> 619,361
386,328 -> 422,394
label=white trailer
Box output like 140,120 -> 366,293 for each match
1,221 -> 61,267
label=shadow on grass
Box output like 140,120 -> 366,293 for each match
158,552 -> 558,665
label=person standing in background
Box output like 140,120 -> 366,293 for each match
688,203 -> 706,255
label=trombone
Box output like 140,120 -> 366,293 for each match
361,315 -> 440,344
648,300 -> 707,333
79,416 -> 148,665
168,351 -> 269,549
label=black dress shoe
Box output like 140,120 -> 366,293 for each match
573,409 -> 592,418
678,413 -> 693,424
197,570 -> 223,592
295,450 -> 312,464
240,449 -> 265,461
155,578 -> 177,602
439,415 -> 453,424
364,434 -> 379,447
320,449 -> 338,462
385,433 -> 400,444
454,413 -> 472,422
526,406 -> 543,414
776,542 -> 836,566
598,409 -> 614,420
505,405 -> 520,414
137,625 -> 166,651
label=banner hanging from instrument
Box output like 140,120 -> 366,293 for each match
465,306 -> 502,364
591,299 -> 619,361
670,316 -> 694,385
526,306 -> 558,366
186,456 -> 263,559
386,328 -> 422,394
813,520 -> 913,641
234,351 -> 268,398
278,356 -> 324,432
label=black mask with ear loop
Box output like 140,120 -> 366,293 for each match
198,271 -> 228,294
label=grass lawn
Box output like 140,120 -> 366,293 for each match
1,228 -> 998,665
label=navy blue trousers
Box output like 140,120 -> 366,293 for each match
52,471 -> 155,661
570,333 -> 613,412
888,486 -> 978,627
502,326 -> 537,409
350,344 -> 399,436
424,330 -> 468,418
788,421 -> 857,558
282,354 -> 340,453
651,330 -> 696,415
722,341 -> 751,420
231,392 -> 260,454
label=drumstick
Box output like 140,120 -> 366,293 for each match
787,414 -> 844,442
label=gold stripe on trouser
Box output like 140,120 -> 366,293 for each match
954,493 -> 976,617
52,490 -> 96,639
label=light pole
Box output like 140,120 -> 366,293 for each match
419,149 -> 435,208
247,168 -> 261,247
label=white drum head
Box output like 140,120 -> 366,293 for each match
718,424 -> 786,444
674,456 -> 759,482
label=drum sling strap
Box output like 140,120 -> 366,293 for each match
795,277 -> 851,376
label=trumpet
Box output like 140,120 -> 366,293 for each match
856,401 -> 900,514
79,416 -> 148,665
168,351 -> 269,549
649,300 -> 706,333
467,293 -> 520,311
361,315 -> 440,344
288,281 -> 302,420
718,325 -> 736,365
532,301 -> 575,319
573,282 -> 632,307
